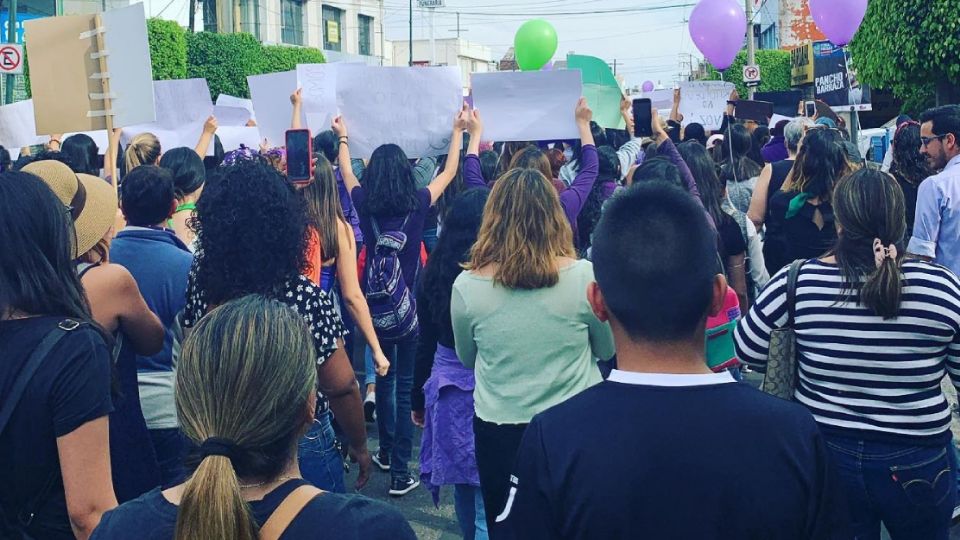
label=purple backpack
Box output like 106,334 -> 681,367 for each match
365,216 -> 419,343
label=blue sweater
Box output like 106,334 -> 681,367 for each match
110,227 -> 193,430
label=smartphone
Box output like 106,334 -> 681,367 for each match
805,100 -> 817,118
285,129 -> 313,185
632,98 -> 654,138
733,100 -> 774,123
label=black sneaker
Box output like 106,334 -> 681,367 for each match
371,450 -> 390,472
388,474 -> 420,496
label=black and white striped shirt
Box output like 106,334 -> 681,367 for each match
735,259 -> 960,443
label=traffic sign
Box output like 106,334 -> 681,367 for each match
743,64 -> 761,87
0,44 -> 23,74
417,0 -> 444,7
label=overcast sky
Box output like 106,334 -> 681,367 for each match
381,0 -> 703,89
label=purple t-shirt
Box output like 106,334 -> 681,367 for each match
352,186 -> 431,289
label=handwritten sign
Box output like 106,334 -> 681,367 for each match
216,94 -> 255,120
472,70 -> 582,142
248,70 -> 300,147
678,81 -> 734,131
336,65 -> 461,159
121,79 -> 214,155
297,63 -> 338,132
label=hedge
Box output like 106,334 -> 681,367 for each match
148,18 -> 188,80
705,49 -> 792,98
260,44 -> 326,73
186,31 -> 264,98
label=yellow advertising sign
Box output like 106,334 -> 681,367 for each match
791,42 -> 814,86
327,20 -> 340,44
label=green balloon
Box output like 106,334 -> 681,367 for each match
514,19 -> 558,71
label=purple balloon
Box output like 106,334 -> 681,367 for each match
688,0 -> 746,71
642,80 -> 655,92
809,0 -> 867,46
542,61 -> 554,71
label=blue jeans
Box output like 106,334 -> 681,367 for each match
149,428 -> 188,488
454,484 -> 489,540
364,346 -> 376,387
824,434 -> 956,540
298,410 -> 346,493
375,339 -> 417,479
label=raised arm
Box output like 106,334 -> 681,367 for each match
669,87 -> 682,123
653,113 -> 700,200
462,109 -> 488,188
194,116 -> 218,159
332,116 -> 360,194
290,89 -> 303,130
558,98 -> 598,223
426,106 -> 469,205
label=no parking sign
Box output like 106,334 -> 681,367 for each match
0,44 -> 23,74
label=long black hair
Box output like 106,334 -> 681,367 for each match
61,134 -> 100,176
0,171 -> 93,322
891,122 -> 931,187
677,141 -> 724,227
360,144 -> 420,216
419,188 -> 490,330
577,145 -> 619,253
190,160 -> 310,306
0,146 -> 10,172
160,147 -> 206,200
719,124 -> 761,183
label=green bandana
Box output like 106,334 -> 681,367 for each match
785,192 -> 813,219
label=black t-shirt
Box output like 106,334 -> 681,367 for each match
766,159 -> 795,206
0,316 -> 113,539
764,191 -> 836,275
90,479 -> 416,540
502,377 -> 847,540
717,215 -> 747,260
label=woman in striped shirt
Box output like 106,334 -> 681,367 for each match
735,168 -> 960,539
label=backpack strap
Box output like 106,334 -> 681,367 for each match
259,485 -> 323,540
371,215 -> 411,243
785,259 -> 804,327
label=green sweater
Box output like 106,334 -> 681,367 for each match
451,259 -> 615,425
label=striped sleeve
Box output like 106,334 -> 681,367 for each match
734,265 -> 792,371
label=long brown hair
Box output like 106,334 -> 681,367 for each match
467,168 -> 574,289
302,155 -> 345,261
173,295 -> 316,540
832,168 -> 906,319
508,146 -> 554,182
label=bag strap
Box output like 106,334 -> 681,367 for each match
785,259 -> 804,326
371,214 -> 411,242
0,319 -> 80,438
259,485 -> 323,540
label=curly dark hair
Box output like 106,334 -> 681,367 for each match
419,188 -> 490,329
890,122 -> 931,187
360,144 -> 421,216
189,160 -> 310,306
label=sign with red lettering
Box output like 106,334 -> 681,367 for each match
0,44 -> 23,74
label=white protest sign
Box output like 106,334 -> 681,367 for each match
297,64 -> 338,132
213,106 -> 252,127
248,70 -> 300,148
471,70 -> 582,142
0,99 -> 46,148
679,81 -> 734,131
100,3 -> 156,128
122,79 -> 214,155
63,130 -> 110,152
336,65 -> 462,159
216,94 -> 255,120
217,126 -> 262,153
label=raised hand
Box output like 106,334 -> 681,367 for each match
203,115 -> 218,135
575,97 -> 593,125
331,115 -> 348,138
290,88 -> 302,106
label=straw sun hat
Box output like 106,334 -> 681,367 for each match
22,160 -> 117,258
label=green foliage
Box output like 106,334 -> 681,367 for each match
849,0 -> 959,107
147,18 -> 188,80
260,45 -> 325,74
187,31 -> 263,98
705,49 -> 792,97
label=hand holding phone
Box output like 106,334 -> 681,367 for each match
285,129 -> 313,185
632,98 -> 654,138
805,101 -> 817,118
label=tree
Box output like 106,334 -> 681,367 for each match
704,49 -> 792,98
849,0 -> 959,106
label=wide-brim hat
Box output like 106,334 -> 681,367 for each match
23,160 -> 117,258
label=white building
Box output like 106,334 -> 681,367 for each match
60,0 -> 386,64
391,38 -> 495,91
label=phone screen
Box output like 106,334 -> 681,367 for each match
285,129 -> 312,183
805,101 -> 817,118
632,98 -> 653,138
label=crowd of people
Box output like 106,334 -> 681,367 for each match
2,79 -> 960,540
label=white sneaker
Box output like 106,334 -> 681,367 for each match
364,392 -> 376,423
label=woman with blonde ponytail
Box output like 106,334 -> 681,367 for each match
123,133 -> 161,178
737,168 -> 960,538
90,295 -> 415,540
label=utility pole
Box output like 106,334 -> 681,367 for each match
428,6 -> 435,66
4,0 -> 16,105
447,12 -> 466,39
408,0 -> 413,66
744,0 -> 756,99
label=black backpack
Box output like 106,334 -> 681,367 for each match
0,319 -> 84,539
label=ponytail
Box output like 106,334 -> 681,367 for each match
124,133 -> 161,176
174,453 -> 257,540
860,241 -> 903,319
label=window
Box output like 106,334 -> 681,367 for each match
358,14 -> 373,56
239,0 -> 260,39
322,5 -> 343,52
281,0 -> 303,46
